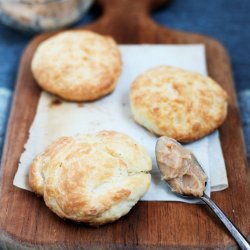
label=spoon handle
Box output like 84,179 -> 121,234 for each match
200,193 -> 250,250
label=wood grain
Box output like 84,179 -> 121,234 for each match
0,0 -> 249,249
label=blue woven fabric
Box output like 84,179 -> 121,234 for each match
0,0 -> 250,161
0,88 -> 12,155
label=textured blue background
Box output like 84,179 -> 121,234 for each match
0,0 -> 250,161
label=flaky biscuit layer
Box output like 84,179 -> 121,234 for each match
29,131 -> 151,225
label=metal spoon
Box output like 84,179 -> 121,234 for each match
155,136 -> 250,250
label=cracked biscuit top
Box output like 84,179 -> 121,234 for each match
130,66 -> 228,142
29,131 -> 151,226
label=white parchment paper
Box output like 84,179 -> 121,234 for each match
14,45 -> 228,202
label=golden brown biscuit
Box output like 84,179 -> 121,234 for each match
130,66 -> 228,142
29,131 -> 151,226
31,31 -> 122,101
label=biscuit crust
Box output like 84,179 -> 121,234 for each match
29,131 -> 151,225
31,31 -> 122,101
130,66 -> 228,142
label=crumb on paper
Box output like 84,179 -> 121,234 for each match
77,103 -> 84,108
49,99 -> 62,107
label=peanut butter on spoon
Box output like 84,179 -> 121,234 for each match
156,136 -> 207,197
155,136 -> 250,249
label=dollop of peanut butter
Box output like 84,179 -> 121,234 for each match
156,137 -> 207,197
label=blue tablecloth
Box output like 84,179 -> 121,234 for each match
0,0 -> 250,163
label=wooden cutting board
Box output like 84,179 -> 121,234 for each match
0,0 -> 249,248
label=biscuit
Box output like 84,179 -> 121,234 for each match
130,66 -> 228,142
31,31 -> 122,101
29,131 -> 151,226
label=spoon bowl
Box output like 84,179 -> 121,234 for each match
155,136 -> 208,198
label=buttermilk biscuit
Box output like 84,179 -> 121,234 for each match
29,131 -> 151,226
130,66 -> 228,142
31,30 -> 121,101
